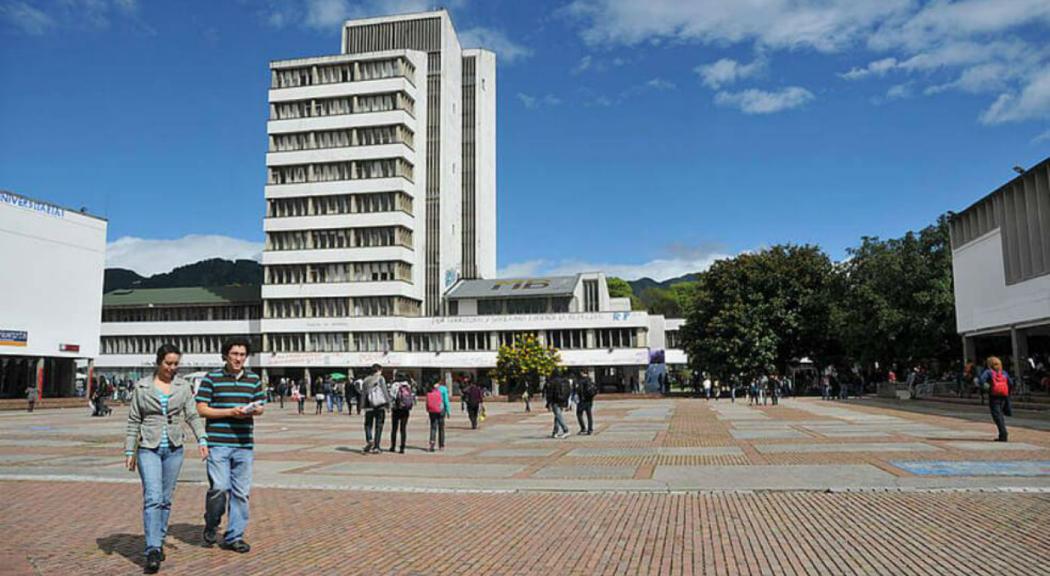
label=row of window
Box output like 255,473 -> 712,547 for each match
265,226 -> 413,251
470,298 -> 572,316
267,192 -> 412,218
270,92 -> 414,120
101,335 -> 261,356
267,158 -> 414,185
265,296 -> 421,319
269,125 -> 414,152
271,57 -> 416,89
102,305 -> 261,323
100,329 -> 645,356
265,261 -> 412,284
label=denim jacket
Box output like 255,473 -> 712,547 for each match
124,376 -> 206,454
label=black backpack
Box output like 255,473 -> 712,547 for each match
582,378 -> 598,400
557,378 -> 572,404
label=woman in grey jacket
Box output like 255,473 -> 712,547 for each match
124,344 -> 208,573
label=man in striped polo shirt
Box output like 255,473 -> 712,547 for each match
195,337 -> 265,553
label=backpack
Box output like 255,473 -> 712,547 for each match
367,381 -> 387,408
557,378 -> 572,404
990,370 -> 1009,397
582,378 -> 598,400
395,383 -> 415,410
426,389 -> 444,413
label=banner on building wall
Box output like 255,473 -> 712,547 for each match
0,330 -> 28,347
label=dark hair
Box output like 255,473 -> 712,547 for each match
222,336 -> 252,357
155,343 -> 182,366
371,363 -> 382,372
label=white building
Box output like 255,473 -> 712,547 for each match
0,191 -> 107,398
949,156 -> 1050,379
98,10 -> 687,393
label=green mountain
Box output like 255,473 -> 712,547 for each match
104,258 -> 262,292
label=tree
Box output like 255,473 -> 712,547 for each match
833,215 -> 958,371
680,245 -> 837,380
607,276 -> 643,310
492,334 -> 562,395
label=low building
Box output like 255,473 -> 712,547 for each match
95,286 -> 262,382
949,156 -> 1050,380
99,273 -> 687,393
0,191 -> 107,398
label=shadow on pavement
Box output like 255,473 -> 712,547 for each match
96,533 -> 144,569
168,523 -> 206,548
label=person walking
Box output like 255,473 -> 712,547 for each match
769,375 -> 780,406
463,379 -> 484,429
980,356 -> 1014,442
323,377 -> 334,413
522,386 -> 532,412
352,377 -> 363,415
546,372 -> 571,439
360,364 -> 391,454
196,337 -> 265,554
277,377 -> 286,410
576,371 -> 597,435
25,383 -> 37,413
124,344 -> 208,574
291,381 -> 305,415
703,376 -> 712,400
425,381 -> 448,452
314,385 -> 325,415
388,373 -> 414,453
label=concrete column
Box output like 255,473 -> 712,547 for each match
36,358 -> 45,400
962,335 -> 976,366
304,368 -> 312,396
1010,327 -> 1028,381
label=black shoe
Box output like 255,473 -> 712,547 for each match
577,430 -> 586,435
389,446 -> 396,452
144,549 -> 161,574
399,447 -> 405,454
219,540 -> 251,554
158,548 -> 165,562
202,526 -> 217,548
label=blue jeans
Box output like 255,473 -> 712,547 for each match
364,409 -> 386,446
137,445 -> 184,553
326,394 -> 334,412
205,446 -> 254,543
334,394 -> 344,413
551,404 -> 568,435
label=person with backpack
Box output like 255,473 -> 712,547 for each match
425,381 -> 448,452
388,372 -> 414,453
546,371 -> 571,439
979,356 -> 1014,442
576,371 -> 597,435
359,364 -> 390,454
463,378 -> 484,429
291,381 -> 304,415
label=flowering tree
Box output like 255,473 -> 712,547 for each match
493,334 -> 562,395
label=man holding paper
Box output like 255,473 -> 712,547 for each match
195,337 -> 265,553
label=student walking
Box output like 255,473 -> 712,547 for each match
196,337 -> 265,555
522,386 -> 532,412
426,382 -> 448,452
314,388 -> 324,415
360,364 -> 391,454
546,373 -> 571,439
463,379 -> 484,429
25,384 -> 37,412
576,372 -> 597,435
389,373 -> 414,453
980,356 -> 1014,442
125,344 -> 208,574
291,381 -> 305,415
323,377 -> 335,413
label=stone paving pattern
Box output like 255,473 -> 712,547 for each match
0,397 -> 1049,574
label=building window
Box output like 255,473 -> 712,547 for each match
596,328 -> 636,349
452,331 -> 490,351
584,280 -> 599,312
548,329 -> 585,350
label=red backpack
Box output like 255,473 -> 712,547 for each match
426,389 -> 444,413
990,370 -> 1009,397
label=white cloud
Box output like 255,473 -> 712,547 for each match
695,57 -> 766,89
517,92 -> 561,109
839,57 -> 898,80
981,68 -> 1050,124
497,250 -> 733,282
885,83 -> 912,100
1033,128 -> 1050,144
458,26 -> 532,63
106,235 -> 263,277
715,87 -> 814,114
571,55 -> 592,75
293,0 -> 467,30
0,1 -> 54,34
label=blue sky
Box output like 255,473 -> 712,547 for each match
2,0 -> 1049,279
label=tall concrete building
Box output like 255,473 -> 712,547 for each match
261,10 -> 496,364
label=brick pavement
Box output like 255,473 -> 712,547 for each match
0,480 -> 1048,575
1,397 -> 1049,574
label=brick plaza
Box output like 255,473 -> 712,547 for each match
0,397 -> 1048,575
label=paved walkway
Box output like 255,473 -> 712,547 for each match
0,398 -> 1048,574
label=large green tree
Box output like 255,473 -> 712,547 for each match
681,245 -> 838,379
607,276 -> 643,310
833,215 -> 958,370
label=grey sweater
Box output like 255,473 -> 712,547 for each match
124,376 -> 206,454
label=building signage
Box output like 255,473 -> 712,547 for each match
59,344 -> 80,353
432,312 -> 634,325
490,279 -> 551,291
0,330 -> 28,347
0,191 -> 65,218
